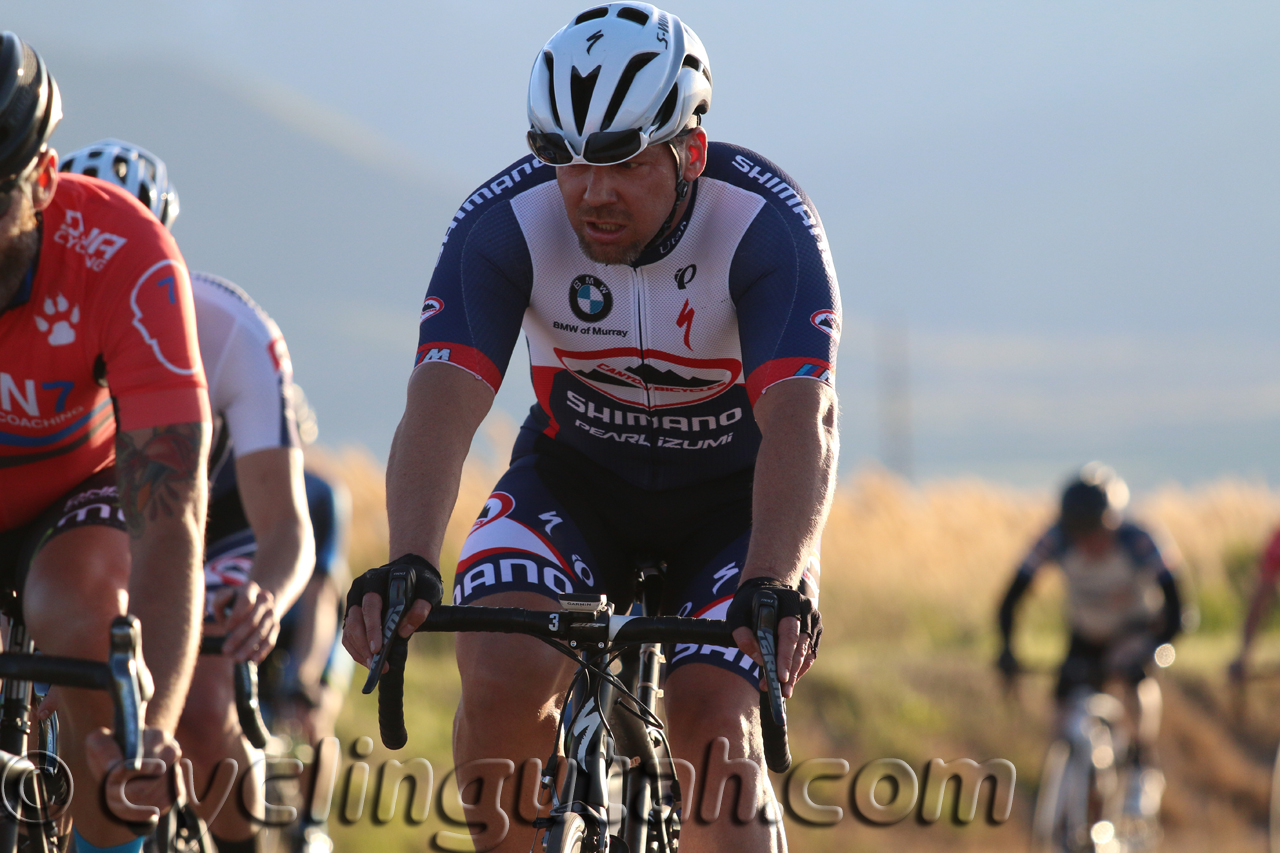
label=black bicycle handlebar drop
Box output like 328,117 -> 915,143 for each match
752,592 -> 792,773
366,602 -> 792,766
199,637 -> 270,750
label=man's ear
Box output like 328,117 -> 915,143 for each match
682,126 -> 709,182
30,149 -> 59,211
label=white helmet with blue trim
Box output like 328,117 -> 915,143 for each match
60,138 -> 179,228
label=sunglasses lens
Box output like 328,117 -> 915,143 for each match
527,130 -> 574,166
583,130 -> 645,165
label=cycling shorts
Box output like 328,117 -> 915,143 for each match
0,469 -> 127,617
454,437 -> 793,688
1055,633 -> 1152,700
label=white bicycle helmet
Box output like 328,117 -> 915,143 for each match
527,2 -> 711,166
60,138 -> 179,228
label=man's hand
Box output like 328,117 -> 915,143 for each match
85,726 -> 181,826
342,554 -> 444,669
726,578 -> 821,699
212,582 -> 280,663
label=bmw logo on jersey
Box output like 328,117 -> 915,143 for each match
569,275 -> 613,323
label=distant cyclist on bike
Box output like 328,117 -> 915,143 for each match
997,463 -> 1183,822
0,34 -> 210,853
60,139 -> 315,853
343,4 -> 836,850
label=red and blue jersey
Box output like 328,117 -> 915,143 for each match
415,142 -> 841,490
0,174 -> 208,530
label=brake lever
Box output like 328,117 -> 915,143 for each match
753,591 -> 786,726
108,615 -> 153,771
361,566 -> 415,694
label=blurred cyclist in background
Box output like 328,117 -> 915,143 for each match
1228,526 -> 1280,679
259,384 -> 352,853
997,463 -> 1184,824
62,139 -> 313,853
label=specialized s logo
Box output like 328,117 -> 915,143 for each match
569,274 -> 613,323
586,30 -> 604,53
420,296 -> 444,322
811,309 -> 840,339
676,300 -> 695,350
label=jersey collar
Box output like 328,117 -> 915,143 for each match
631,179 -> 699,268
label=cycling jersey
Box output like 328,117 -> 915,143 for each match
192,272 -> 299,501
1258,526 -> 1280,586
1014,522 -> 1177,643
415,142 -> 840,491
0,174 -> 208,531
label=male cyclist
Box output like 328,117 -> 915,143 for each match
343,5 -> 837,851
997,464 -> 1183,823
60,139 -> 315,853
0,34 -> 210,853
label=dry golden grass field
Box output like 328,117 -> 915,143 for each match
306,443 -> 1280,853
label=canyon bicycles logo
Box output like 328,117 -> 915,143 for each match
1,750 -> 74,823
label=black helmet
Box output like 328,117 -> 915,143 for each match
1059,463 -> 1129,535
0,32 -> 61,184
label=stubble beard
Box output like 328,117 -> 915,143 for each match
575,230 -> 647,266
0,201 -> 39,309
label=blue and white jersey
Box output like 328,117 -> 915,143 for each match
414,142 -> 841,490
1015,521 -> 1177,642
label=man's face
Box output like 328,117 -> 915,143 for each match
556,142 -> 683,266
1070,527 -> 1116,560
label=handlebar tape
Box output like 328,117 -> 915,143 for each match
378,637 -> 410,750
759,690 -> 792,773
233,662 -> 271,750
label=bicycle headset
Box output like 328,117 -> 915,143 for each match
0,32 -> 61,186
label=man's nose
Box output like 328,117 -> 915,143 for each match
582,166 -> 618,205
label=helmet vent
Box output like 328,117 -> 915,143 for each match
137,185 -> 153,209
600,51 -> 658,131
570,65 -> 601,136
82,166 -> 99,178
575,7 -> 609,25
543,51 -> 562,130
681,55 -> 700,72
616,7 -> 650,25
112,155 -> 129,181
652,83 -> 678,133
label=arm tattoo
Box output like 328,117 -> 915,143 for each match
115,422 -> 207,538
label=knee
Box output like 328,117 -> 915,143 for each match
176,669 -> 239,764
456,634 -> 569,724
25,529 -> 129,658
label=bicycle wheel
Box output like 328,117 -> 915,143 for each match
1030,739 -> 1072,852
544,813 -> 587,853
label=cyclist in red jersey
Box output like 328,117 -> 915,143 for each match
1229,526 -> 1280,679
0,33 -> 210,853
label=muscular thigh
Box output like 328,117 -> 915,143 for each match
21,470 -> 131,657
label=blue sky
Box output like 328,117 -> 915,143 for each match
11,1 -> 1280,489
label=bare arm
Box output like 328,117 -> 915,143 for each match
733,379 -> 838,694
218,446 -> 314,661
115,421 -> 210,730
1235,576 -> 1277,668
343,363 -> 493,664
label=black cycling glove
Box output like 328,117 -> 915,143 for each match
345,554 -> 444,623
724,577 -> 823,655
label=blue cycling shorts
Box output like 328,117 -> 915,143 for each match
452,438 -> 817,688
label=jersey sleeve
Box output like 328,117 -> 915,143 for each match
1117,523 -> 1177,580
1259,527 -> 1280,586
217,316 -> 299,457
1016,525 -> 1067,580
97,218 -> 210,431
414,175 -> 535,393
726,160 -> 841,405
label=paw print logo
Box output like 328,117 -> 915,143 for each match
34,294 -> 81,346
